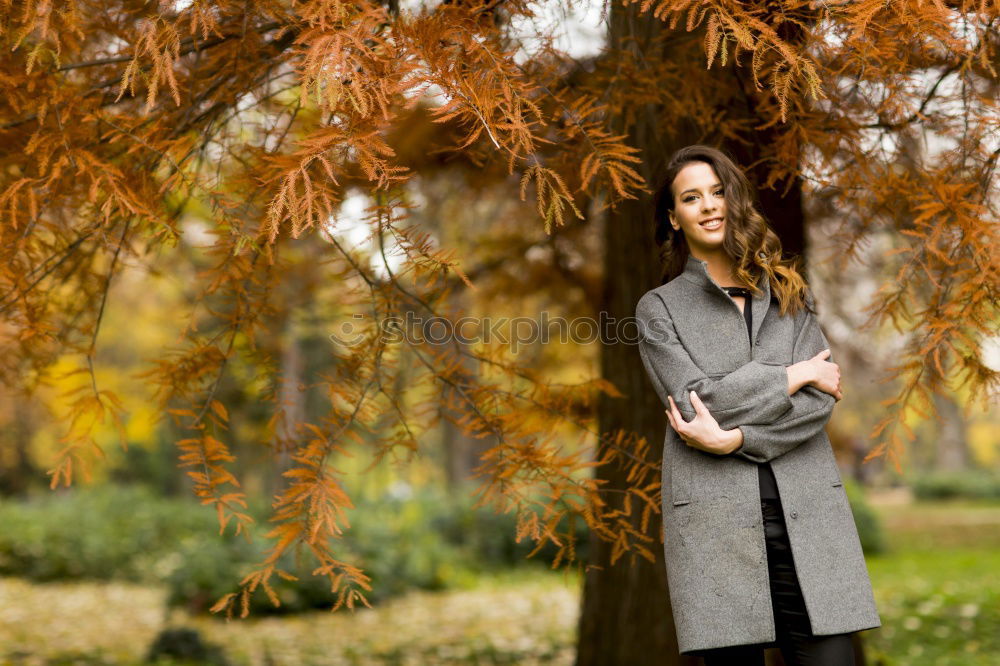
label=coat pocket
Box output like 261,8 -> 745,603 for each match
826,445 -> 845,487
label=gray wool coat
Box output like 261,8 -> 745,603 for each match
634,255 -> 881,655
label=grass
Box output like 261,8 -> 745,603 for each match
865,548 -> 999,666
862,498 -> 1000,666
0,499 -> 996,665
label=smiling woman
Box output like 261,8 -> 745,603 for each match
671,163 -> 727,241
638,144 -> 881,665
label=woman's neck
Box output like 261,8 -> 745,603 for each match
691,252 -> 744,288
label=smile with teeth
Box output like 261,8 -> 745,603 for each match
700,217 -> 723,230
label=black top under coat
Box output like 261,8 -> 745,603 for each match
721,285 -> 780,501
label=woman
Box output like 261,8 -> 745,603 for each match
634,145 -> 880,665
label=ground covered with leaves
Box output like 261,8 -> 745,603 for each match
0,568 -> 578,665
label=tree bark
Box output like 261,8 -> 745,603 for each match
575,147 -> 693,665
574,5 -> 846,664
575,5 -> 697,663
930,360 -> 970,471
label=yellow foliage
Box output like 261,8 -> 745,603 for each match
0,0 -> 996,620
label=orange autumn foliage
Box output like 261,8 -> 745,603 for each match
1,0 -> 997,617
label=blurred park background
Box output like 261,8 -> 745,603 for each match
1,348 -> 999,666
1,138 -> 998,664
1,0 -> 999,665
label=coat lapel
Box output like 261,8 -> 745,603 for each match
749,272 -> 771,345
679,254 -> 771,349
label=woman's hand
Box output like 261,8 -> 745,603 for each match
796,349 -> 842,401
666,391 -> 743,455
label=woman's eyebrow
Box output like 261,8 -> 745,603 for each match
679,182 -> 722,196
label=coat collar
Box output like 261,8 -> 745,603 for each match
679,254 -> 771,344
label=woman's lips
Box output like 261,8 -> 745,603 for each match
700,217 -> 723,230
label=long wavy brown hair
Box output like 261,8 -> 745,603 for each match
652,144 -> 814,317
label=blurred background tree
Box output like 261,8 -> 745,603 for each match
0,1 -> 997,665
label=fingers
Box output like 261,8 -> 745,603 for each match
667,396 -> 699,449
689,390 -> 710,417
666,395 -> 688,435
666,396 -> 679,430
665,402 -> 676,430
667,395 -> 685,424
813,348 -> 831,361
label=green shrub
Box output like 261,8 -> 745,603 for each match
163,482 -> 592,614
0,482 -> 589,615
911,469 -> 1000,501
0,484 -> 216,582
843,478 -> 886,555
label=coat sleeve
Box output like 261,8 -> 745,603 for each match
635,291 -> 794,426
729,294 -> 837,463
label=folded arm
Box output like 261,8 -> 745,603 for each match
730,295 -> 837,463
635,291 -> 795,427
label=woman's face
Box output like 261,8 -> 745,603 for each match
669,161 -> 728,252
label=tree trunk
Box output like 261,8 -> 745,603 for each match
0,396 -> 40,496
574,6 -> 696,663
932,391 -> 969,470
575,151 -> 692,665
574,4 -> 858,663
930,358 -> 970,471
